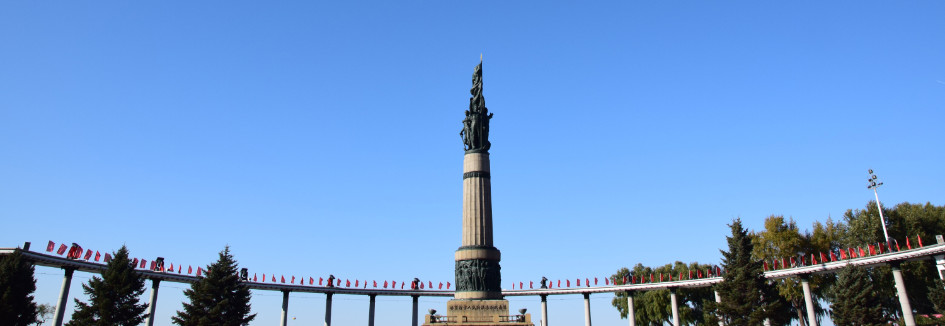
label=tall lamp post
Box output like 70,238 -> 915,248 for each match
867,169 -> 891,246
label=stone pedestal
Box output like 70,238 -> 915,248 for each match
422,300 -> 532,325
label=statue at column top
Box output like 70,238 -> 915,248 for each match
460,61 -> 493,153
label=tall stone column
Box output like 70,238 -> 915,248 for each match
455,151 -> 502,300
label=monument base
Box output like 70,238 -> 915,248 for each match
422,299 -> 533,326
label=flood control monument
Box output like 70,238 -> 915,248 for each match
424,61 -> 533,325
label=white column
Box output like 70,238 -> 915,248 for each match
324,292 -> 333,326
53,268 -> 75,326
800,275 -> 817,326
411,295 -> 419,326
714,290 -> 723,326
670,289 -> 679,326
583,293 -> 592,326
891,263 -> 916,326
368,294 -> 376,326
626,292 -> 635,326
280,290 -> 289,326
540,295 -> 549,326
146,279 -> 161,326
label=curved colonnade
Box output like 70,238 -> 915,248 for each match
2,241 -> 945,326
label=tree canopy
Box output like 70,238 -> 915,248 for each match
0,250 -> 39,326
66,245 -> 149,326
705,218 -> 782,326
828,264 -> 889,326
173,246 -> 255,326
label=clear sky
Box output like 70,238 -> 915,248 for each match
2,1 -> 943,325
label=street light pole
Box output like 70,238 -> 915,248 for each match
867,169 -> 890,244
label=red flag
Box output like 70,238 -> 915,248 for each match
895,239 -> 901,251
918,235 -> 924,247
373,280 -> 377,288
660,274 -> 664,282
319,277 -> 323,285
83,249 -> 92,260
440,282 -> 444,289
698,270 -> 703,278
820,252 -> 828,263
140,259 -> 147,269
336,279 -> 341,286
401,283 -> 405,289
549,281 -> 553,288
650,274 -> 654,282
906,237 -> 912,249
868,245 -> 875,256
104,253 -> 112,262
383,280 -> 388,288
364,280 -> 367,288
716,266 -> 722,275
355,280 -> 359,287
133,258 -> 139,267
530,281 -> 534,288
168,263 -> 174,272
764,261 -> 769,271
830,251 -> 838,261
57,244 -> 67,255
859,247 -> 866,257
557,280 -> 561,287
688,270 -> 693,279
177,265 -> 181,273
420,282 -> 424,289
577,279 -> 581,286
447,282 -> 451,289
878,243 -> 884,254
262,274 -> 266,282
585,278 -> 590,287
188,265 -> 193,274
310,277 -> 314,285
300,277 -> 304,285
290,276 -> 294,283
346,279 -> 351,287
272,275 -> 276,282
605,278 -> 610,285
519,282 -> 523,289
197,267 -> 203,277
253,274 -> 257,282
149,261 -> 156,270
593,277 -> 598,285
624,276 -> 629,284
46,241 -> 55,252
429,281 -> 433,289
94,251 -> 101,261
566,279 -> 570,287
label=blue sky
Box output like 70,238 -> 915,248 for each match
2,1 -> 944,325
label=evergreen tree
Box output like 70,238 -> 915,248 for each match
66,245 -> 149,326
705,218 -> 782,326
828,264 -> 888,326
0,250 -> 39,326
173,246 -> 255,326
928,279 -> 945,314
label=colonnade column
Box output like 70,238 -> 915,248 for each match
53,267 -> 75,326
411,295 -> 419,326
714,290 -> 723,326
890,262 -> 916,326
799,274 -> 817,326
368,294 -> 376,326
626,292 -> 635,326
324,292 -> 333,326
280,290 -> 289,326
146,279 -> 161,326
670,288 -> 679,326
583,293 -> 592,326
540,294 -> 548,326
